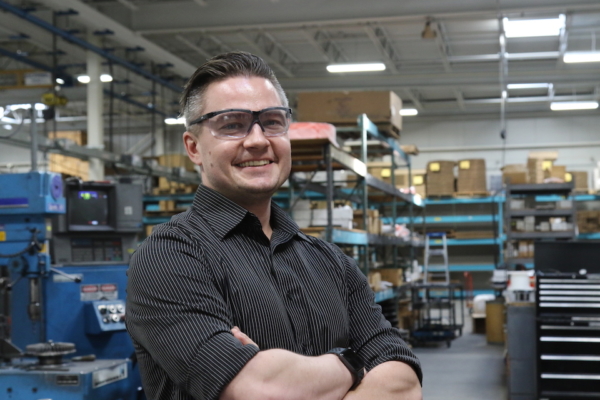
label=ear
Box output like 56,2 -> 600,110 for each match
183,131 -> 202,166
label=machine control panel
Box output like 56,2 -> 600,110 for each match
85,300 -> 126,334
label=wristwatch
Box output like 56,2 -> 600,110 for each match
326,347 -> 365,390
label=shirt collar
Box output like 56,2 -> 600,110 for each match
192,185 -> 310,242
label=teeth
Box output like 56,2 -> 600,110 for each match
238,160 -> 271,167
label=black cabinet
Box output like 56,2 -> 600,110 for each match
535,274 -> 600,399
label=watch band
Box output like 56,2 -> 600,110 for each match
326,347 -> 365,390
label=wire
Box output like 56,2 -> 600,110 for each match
0,229 -> 41,258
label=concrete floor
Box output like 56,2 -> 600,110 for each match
412,319 -> 507,400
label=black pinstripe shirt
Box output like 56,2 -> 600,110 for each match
126,185 -> 422,400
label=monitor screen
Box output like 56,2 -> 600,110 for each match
68,188 -> 112,230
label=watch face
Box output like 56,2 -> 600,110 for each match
340,348 -> 364,371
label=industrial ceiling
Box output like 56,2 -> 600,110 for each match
1,0 -> 600,138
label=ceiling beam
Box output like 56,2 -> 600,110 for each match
302,29 -> 348,63
42,0 -> 196,77
116,0 -> 138,11
453,89 -> 466,110
176,35 -> 213,60
402,89 -> 424,111
434,21 -> 452,72
363,24 -> 400,73
134,2 -> 600,35
237,32 -> 296,77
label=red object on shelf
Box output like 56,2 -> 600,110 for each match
288,122 -> 339,147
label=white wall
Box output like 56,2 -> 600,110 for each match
401,113 -> 600,190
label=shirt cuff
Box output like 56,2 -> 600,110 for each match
185,331 -> 260,400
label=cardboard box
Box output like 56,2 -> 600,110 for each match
546,165 -> 566,181
457,158 -> 487,193
502,164 -> 528,185
48,153 -> 90,180
158,153 -> 196,172
378,268 -> 404,286
296,91 -> 403,134
49,130 -> 87,145
353,209 -> 382,234
426,160 -> 456,196
567,171 -> 588,192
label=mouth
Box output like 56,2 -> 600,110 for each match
237,160 -> 273,168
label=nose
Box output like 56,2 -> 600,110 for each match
243,121 -> 270,148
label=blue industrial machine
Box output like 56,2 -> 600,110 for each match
0,171 -> 144,399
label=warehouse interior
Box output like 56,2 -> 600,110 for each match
0,0 -> 599,399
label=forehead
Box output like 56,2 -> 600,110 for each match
201,76 -> 283,113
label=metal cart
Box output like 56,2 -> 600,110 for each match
410,282 -> 465,347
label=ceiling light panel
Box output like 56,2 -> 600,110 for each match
326,63 -> 386,73
550,101 -> 599,111
503,15 -> 565,38
563,52 -> 600,63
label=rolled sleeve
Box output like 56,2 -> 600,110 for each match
344,256 -> 423,384
126,224 -> 258,400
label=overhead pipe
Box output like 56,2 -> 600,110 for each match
0,1 -> 182,93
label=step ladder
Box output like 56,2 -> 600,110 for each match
424,232 -> 450,284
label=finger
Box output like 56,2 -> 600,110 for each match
230,327 -> 259,349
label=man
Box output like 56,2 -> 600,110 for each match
126,51 -> 422,400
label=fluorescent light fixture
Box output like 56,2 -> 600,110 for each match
507,83 -> 551,89
3,124 -> 12,130
400,108 -> 418,116
326,63 -> 386,73
164,117 -> 186,125
563,52 -> 600,63
503,15 -> 565,38
77,74 -> 113,83
550,101 -> 599,111
6,103 -> 45,111
56,77 -> 65,85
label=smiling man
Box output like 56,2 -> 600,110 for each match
126,52 -> 422,400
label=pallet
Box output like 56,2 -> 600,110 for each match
453,191 -> 490,198
426,194 -> 454,200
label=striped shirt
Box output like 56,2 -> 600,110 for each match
126,185 -> 422,400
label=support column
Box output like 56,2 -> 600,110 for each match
87,35 -> 104,181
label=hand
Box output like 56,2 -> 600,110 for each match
231,326 -> 259,349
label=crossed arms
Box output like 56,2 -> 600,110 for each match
221,327 -> 422,400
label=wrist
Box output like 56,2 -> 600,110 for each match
326,348 -> 365,390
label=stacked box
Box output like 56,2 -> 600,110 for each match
312,208 -> 354,229
158,153 -> 196,172
577,211 -> 600,233
457,159 -> 487,193
527,151 -> 557,183
48,154 -> 90,180
502,164 -> 528,185
394,169 -> 426,198
366,161 -> 393,183
296,91 -> 403,136
48,130 -> 90,180
353,209 -> 382,234
368,271 -> 382,291
546,165 -> 566,181
426,161 -> 456,196
527,158 -> 545,184
378,268 -> 404,286
567,171 -> 589,192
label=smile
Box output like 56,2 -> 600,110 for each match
237,160 -> 273,167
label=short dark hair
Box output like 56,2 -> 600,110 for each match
180,51 -> 288,128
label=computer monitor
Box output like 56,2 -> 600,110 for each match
66,185 -> 115,231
